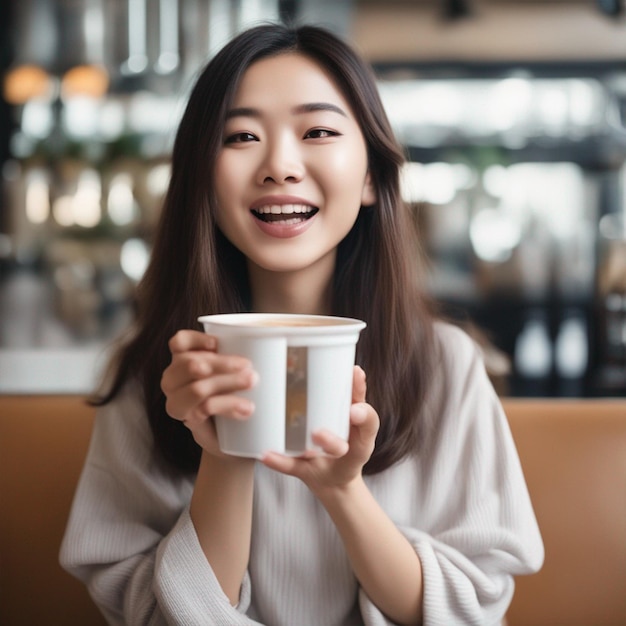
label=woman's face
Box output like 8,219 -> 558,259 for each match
213,52 -> 375,278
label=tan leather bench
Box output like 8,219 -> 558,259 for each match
1,395 -> 625,625
0,395 -> 106,626
504,399 -> 626,626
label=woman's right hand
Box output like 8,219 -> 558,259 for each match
160,329 -> 258,454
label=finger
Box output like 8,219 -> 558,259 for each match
162,352 -> 253,394
352,365 -> 367,404
168,329 -> 216,354
165,368 -> 258,421
205,366 -> 258,395
183,352 -> 253,380
167,388 -> 254,424
261,451 -> 303,475
182,413 -> 222,455
199,394 -> 255,421
311,429 -> 349,457
194,367 -> 259,418
350,402 -> 379,439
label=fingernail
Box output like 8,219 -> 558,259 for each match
236,400 -> 255,417
248,370 -> 259,387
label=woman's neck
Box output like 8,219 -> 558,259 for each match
248,261 -> 334,316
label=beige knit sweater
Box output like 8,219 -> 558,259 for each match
60,323 -> 543,625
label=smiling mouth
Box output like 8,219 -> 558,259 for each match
251,204 -> 319,224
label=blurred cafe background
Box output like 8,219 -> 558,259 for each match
1,0 -> 626,397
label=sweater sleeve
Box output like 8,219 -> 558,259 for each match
59,386 -> 260,626
358,323 -> 544,626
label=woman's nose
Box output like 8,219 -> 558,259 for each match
257,136 -> 304,184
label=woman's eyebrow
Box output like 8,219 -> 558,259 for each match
225,102 -> 348,119
292,102 -> 348,117
226,107 -> 259,120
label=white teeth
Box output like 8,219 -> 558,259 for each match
255,204 -> 313,215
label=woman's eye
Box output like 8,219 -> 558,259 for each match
225,132 -> 257,144
305,128 -> 339,139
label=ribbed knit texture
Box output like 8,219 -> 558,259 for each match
60,323 -> 543,625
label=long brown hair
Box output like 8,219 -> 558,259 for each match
95,23 -> 438,476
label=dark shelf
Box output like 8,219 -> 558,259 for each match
374,59 -> 626,81
404,136 -> 626,171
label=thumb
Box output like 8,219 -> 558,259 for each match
352,365 -> 367,404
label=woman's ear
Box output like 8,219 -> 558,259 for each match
361,171 -> 377,206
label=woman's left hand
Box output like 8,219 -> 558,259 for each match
261,366 -> 379,495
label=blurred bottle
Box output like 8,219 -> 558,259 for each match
514,309 -> 553,396
555,311 -> 589,396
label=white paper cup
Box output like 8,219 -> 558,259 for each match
197,313 -> 366,458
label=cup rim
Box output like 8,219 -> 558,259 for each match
197,313 -> 366,336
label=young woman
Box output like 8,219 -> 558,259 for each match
60,23 -> 543,626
